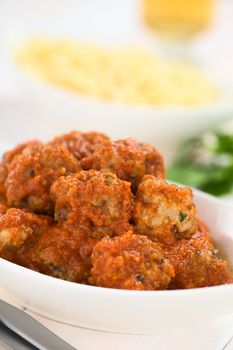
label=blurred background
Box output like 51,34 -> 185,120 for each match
1,0 -> 233,201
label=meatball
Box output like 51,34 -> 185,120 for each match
0,140 -> 41,198
0,163 -> 8,198
165,221 -> 232,289
0,208 -> 51,261
92,139 -> 165,192
50,130 -> 109,169
90,231 -> 174,290
5,144 -> 80,214
2,140 -> 42,165
0,203 -> 8,216
51,170 -> 133,236
17,224 -> 96,283
134,176 -> 197,244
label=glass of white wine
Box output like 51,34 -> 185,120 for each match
143,0 -> 214,41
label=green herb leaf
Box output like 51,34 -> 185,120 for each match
168,128 -> 233,197
179,212 -> 187,222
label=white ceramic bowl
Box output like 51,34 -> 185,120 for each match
1,189 -> 233,334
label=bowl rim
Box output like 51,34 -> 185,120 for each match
1,188 -> 233,298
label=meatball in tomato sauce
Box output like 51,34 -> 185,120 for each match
92,139 -> 165,192
0,208 -> 51,261
17,223 -> 97,283
5,144 -> 80,214
134,176 -> 197,244
51,170 -> 133,237
165,221 -> 232,289
0,140 -> 41,200
50,130 -> 109,170
90,231 -> 174,290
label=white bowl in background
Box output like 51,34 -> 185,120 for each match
1,189 -> 233,334
2,74 -> 233,165
2,31 -> 233,164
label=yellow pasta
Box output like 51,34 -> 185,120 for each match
17,38 -> 217,106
